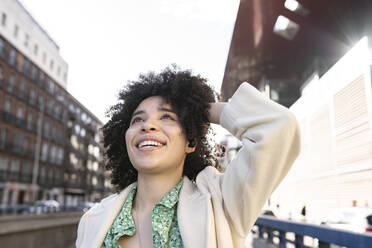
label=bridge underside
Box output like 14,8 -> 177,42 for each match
222,0 -> 372,107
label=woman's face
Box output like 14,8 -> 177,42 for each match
125,96 -> 195,175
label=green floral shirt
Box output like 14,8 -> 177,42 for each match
102,179 -> 184,248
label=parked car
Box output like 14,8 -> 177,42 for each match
23,200 -> 61,214
321,207 -> 372,233
261,209 -> 276,217
77,201 -> 97,212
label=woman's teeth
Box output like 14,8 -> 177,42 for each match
138,140 -> 163,148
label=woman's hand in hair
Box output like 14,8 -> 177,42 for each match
208,102 -> 226,124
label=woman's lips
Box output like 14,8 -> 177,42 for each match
137,145 -> 164,152
135,136 -> 166,148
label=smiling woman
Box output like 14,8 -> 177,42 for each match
76,66 -> 301,248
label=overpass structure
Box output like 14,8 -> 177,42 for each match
0,212 -> 81,248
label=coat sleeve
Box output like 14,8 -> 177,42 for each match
214,82 -> 300,237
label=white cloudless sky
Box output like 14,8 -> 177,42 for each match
19,0 -> 240,124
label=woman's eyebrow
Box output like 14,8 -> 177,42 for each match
158,107 -> 175,113
131,110 -> 145,118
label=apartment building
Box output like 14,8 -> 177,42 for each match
0,0 -> 110,206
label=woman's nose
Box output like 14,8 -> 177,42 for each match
141,118 -> 158,132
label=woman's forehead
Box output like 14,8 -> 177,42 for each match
133,96 -> 173,112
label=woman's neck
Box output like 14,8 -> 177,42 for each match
134,172 -> 182,212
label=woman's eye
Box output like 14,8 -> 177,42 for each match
131,117 -> 143,124
160,113 -> 175,120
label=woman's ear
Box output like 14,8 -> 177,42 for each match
186,139 -> 196,153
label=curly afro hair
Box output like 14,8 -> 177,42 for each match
103,66 -> 221,192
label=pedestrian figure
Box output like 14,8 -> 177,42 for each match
301,205 -> 307,221
76,66 -> 300,248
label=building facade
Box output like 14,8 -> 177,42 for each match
64,95 -> 108,205
0,0 -> 111,207
221,0 -> 372,221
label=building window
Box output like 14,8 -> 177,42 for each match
70,135 -> 79,150
0,157 -> 8,171
24,34 -> 29,47
7,74 -> 15,93
40,166 -> 46,182
81,112 -> 87,122
41,143 -> 48,161
92,176 -> 97,186
54,104 -> 61,120
80,128 -> 86,137
42,52 -> 46,64
74,124 -> 80,134
34,44 -> 38,55
0,128 -> 7,148
93,146 -> 100,158
38,95 -> 44,111
13,133 -> 23,151
0,38 -> 5,58
49,146 -> 56,163
16,106 -> 24,120
27,113 -> 33,130
22,162 -> 32,177
23,58 -> 30,75
31,65 -> 37,80
1,13 -> 6,26
0,66 -> 3,88
47,99 -> 54,115
19,80 -> 26,99
44,122 -> 50,139
57,66 -> 61,76
4,100 -> 11,113
93,162 -> 99,171
68,104 -> 75,112
50,126 -> 56,141
22,138 -> 29,155
48,168 -> 53,181
29,89 -> 36,105
50,60 -> 54,71
57,148 -> 64,165
10,160 -> 20,173
48,78 -> 55,94
69,153 -> 79,169
39,71 -> 45,86
9,49 -> 16,66
13,25 -> 19,38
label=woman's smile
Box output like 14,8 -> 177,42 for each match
136,137 -> 166,152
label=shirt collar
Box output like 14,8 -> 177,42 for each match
156,178 -> 183,209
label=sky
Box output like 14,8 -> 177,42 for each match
19,0 -> 240,124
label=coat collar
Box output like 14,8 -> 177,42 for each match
82,177 -> 211,248
83,183 -> 136,248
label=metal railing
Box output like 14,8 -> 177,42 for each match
254,216 -> 372,248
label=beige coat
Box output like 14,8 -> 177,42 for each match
76,83 -> 301,248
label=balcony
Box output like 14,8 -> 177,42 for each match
2,111 -> 14,123
0,142 -> 34,159
63,180 -> 86,190
0,111 -> 27,130
19,173 -> 32,184
0,170 -> 7,182
8,171 -> 20,182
